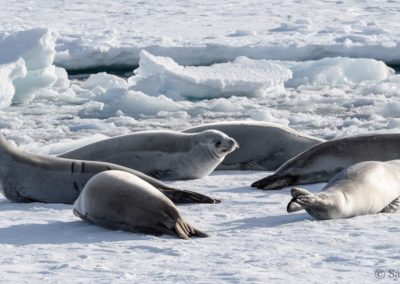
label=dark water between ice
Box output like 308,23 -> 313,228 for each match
66,62 -> 400,80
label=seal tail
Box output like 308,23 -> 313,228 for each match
174,217 -> 209,239
251,174 -> 295,190
287,187 -> 314,213
162,188 -> 221,204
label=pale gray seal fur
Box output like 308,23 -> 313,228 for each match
73,170 -> 208,239
252,133 -> 400,190
287,160 -> 400,220
0,134 -> 219,204
183,121 -> 323,170
59,130 -> 238,180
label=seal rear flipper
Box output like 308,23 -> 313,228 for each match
380,196 -> 400,213
287,188 -> 315,213
287,198 -> 304,213
162,188 -> 220,204
173,217 -> 208,239
251,174 -> 295,190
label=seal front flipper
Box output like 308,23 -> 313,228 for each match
161,187 -> 221,204
380,196 -> 400,213
251,174 -> 295,190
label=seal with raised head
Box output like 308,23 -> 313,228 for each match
287,160 -> 400,220
183,121 -> 323,170
252,133 -> 400,190
73,170 -> 208,239
0,134 -> 218,204
59,130 -> 238,180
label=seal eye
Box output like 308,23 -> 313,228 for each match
215,141 -> 221,147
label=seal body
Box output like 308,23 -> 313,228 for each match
73,170 -> 208,239
287,160 -> 400,220
59,130 -> 238,180
183,121 -> 323,170
252,133 -> 400,190
0,135 -> 218,204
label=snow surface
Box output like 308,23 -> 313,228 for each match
2,0 -> 400,68
1,172 -> 395,283
1,0 -> 400,283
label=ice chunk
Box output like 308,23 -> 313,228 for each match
116,91 -> 184,116
12,66 -> 58,104
82,72 -> 128,90
0,28 -> 58,105
53,67 -> 70,89
0,59 -> 27,108
78,89 -> 184,119
130,50 -> 292,100
0,28 -> 55,69
285,57 -> 394,88
227,30 -> 257,37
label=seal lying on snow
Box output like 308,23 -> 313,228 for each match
287,160 -> 400,220
183,121 -> 323,170
74,170 -> 208,239
252,133 -> 400,190
0,134 -> 218,204
59,130 -> 238,180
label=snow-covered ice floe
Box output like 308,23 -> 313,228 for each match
130,50 -> 292,99
129,51 -> 395,99
283,57 -> 394,88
